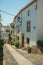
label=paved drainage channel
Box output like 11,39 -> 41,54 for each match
3,45 -> 19,65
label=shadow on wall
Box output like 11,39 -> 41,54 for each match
37,40 -> 43,53
0,36 -> 4,65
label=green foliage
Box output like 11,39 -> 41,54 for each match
0,39 -> 4,48
9,33 -> 12,41
14,40 -> 20,48
27,46 -> 31,53
10,23 -> 15,29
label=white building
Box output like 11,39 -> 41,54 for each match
37,0 -> 43,41
1,25 -> 11,40
10,22 -> 15,38
14,0 -> 43,47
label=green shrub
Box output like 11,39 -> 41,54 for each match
0,39 -> 4,48
27,46 -> 31,53
14,40 -> 20,48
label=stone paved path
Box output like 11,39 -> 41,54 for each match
3,45 -> 19,65
5,44 -> 33,65
14,47 -> 43,65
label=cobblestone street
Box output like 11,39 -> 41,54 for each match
15,48 -> 43,65
3,45 -> 19,65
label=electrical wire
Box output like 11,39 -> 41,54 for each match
0,10 -> 15,16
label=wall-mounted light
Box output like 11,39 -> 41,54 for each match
34,26 -> 36,29
17,17 -> 22,23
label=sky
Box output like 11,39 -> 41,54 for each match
0,0 -> 32,26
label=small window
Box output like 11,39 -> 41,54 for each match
28,10 -> 30,16
18,17 -> 20,19
27,38 -> 30,44
35,5 -> 37,10
17,36 -> 19,40
27,21 -> 31,32
17,17 -> 20,22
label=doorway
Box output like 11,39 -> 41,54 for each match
22,33 -> 24,47
26,38 -> 30,46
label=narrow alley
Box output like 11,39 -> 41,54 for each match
0,0 -> 43,65
3,44 -> 18,65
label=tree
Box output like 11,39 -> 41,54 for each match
10,23 -> 15,29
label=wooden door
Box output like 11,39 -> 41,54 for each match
22,33 -> 24,47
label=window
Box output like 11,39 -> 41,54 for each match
35,5 -> 37,10
27,21 -> 31,32
17,36 -> 19,40
27,38 -> 30,44
17,17 -> 20,22
28,10 -> 30,16
18,17 -> 20,19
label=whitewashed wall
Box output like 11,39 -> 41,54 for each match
14,14 -> 22,43
37,0 -> 43,41
14,0 -> 43,46
14,1 -> 37,46
21,2 -> 37,46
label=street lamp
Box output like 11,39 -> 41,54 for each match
17,16 -> 22,32
17,17 -> 22,24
